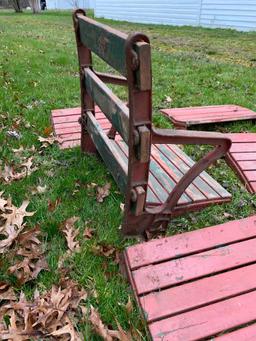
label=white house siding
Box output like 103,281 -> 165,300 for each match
95,0 -> 202,26
200,0 -> 256,31
46,0 -> 95,10
95,0 -> 256,31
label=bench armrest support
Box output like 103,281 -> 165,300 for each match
146,128 -> 231,215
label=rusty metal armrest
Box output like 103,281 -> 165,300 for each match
146,128 -> 232,215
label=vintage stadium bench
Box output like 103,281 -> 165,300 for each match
161,105 -> 256,129
69,9 -> 232,235
123,215 -> 256,340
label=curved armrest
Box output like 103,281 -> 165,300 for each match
146,128 -> 231,215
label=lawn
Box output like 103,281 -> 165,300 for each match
0,9 -> 256,340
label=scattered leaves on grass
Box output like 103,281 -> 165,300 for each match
89,306 -> 131,341
0,195 -> 35,254
96,183 -> 111,203
91,243 -> 119,263
0,157 -> 38,184
83,226 -> 95,240
48,197 -> 61,212
60,217 -> 80,252
6,130 -> 21,139
8,226 -> 49,285
38,134 -> 58,148
0,281 -> 87,340
31,185 -> 47,195
0,282 -> 16,301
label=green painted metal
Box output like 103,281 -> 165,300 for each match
78,16 -> 127,76
84,68 -> 130,143
86,111 -> 128,193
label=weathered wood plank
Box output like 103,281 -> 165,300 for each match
132,237 -> 256,295
238,161 -> 256,171
230,152 -> 256,161
161,105 -> 256,127
84,68 -> 129,143
125,215 -> 256,270
216,323 -> 256,340
78,15 -> 151,89
86,111 -> 128,193
166,144 -> 231,199
149,290 -> 256,341
116,141 -> 190,205
140,263 -> 256,323
78,15 -> 128,75
230,143 -> 256,153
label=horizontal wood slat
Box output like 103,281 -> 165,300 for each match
149,290 -> 256,341
161,105 -> 256,128
84,68 -> 129,143
124,215 -> 256,340
86,111 -> 128,193
140,263 -> 256,323
216,323 -> 256,340
126,215 -> 256,270
133,237 -> 256,295
78,15 -> 128,76
225,133 -> 256,194
77,14 -> 151,90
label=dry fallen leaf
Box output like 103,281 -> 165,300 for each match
61,217 -> 80,252
83,227 -> 95,240
96,183 -> 111,203
91,243 -> 119,263
0,282 -> 16,301
38,134 -> 58,148
89,306 -> 131,341
31,185 -> 47,195
0,198 -> 35,254
48,198 -> 61,212
0,280 -> 87,340
0,157 -> 37,184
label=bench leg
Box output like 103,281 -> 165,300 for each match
81,129 -> 97,154
121,212 -> 170,236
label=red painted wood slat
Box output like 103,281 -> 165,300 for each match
149,290 -> 256,341
132,237 -> 256,295
140,263 -> 256,323
161,105 -> 256,128
216,323 -> 256,340
125,215 -> 256,270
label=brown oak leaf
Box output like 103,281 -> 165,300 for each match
96,183 -> 111,202
61,217 -> 80,252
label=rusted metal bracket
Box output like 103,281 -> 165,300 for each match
135,126 -> 151,162
131,186 -> 146,216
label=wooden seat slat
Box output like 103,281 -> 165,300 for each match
225,133 -> 256,193
238,161 -> 256,171
216,323 -> 256,340
116,140 -> 191,205
168,144 -> 231,198
230,152 -> 256,161
132,237 -> 256,295
140,263 -> 256,323
151,145 -> 207,202
149,290 -> 256,341
156,144 -> 220,200
124,215 -> 256,340
161,105 -> 256,128
125,215 -> 256,270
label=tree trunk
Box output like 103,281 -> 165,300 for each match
29,0 -> 40,13
9,0 -> 23,12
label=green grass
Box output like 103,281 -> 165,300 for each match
0,9 -> 256,339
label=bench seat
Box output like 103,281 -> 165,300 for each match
51,107 -> 231,210
161,105 -> 256,129
123,215 -> 256,340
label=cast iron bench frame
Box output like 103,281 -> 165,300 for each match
73,9 -> 231,235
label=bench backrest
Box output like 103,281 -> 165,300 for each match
73,9 -> 153,216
